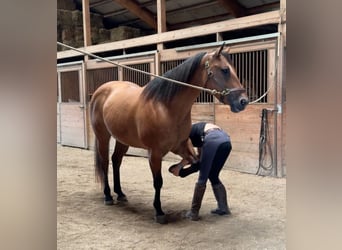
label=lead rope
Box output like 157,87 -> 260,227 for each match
256,108 -> 274,175
57,42 -> 222,96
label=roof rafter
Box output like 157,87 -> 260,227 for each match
113,0 -> 157,30
217,0 -> 246,17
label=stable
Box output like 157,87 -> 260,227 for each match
57,0 -> 286,177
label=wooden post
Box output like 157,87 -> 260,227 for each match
275,0 -> 286,177
216,32 -> 223,42
82,0 -> 91,61
157,0 -> 166,51
81,0 -> 91,147
154,51 -> 161,78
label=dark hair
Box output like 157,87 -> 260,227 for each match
142,52 -> 206,103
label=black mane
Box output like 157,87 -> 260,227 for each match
142,52 -> 206,103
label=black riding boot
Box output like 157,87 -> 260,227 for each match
179,162 -> 200,178
185,183 -> 206,221
211,183 -> 231,215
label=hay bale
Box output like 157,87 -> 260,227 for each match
71,10 -> 83,27
74,27 -> 84,42
110,26 -> 141,41
61,26 -> 74,41
57,0 -> 76,10
57,10 -> 73,26
59,40 -> 74,50
90,13 -> 104,28
91,27 -> 99,44
89,28 -> 110,45
98,28 -> 110,43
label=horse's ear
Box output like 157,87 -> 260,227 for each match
214,42 -> 225,57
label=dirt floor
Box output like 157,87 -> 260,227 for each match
57,145 -> 286,250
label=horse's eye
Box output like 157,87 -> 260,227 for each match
221,68 -> 229,75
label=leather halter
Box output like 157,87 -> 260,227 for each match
204,60 -> 245,97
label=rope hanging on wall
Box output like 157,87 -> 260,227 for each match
257,108 -> 274,175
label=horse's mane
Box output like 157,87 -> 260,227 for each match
142,52 -> 206,103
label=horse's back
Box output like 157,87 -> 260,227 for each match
90,81 -> 141,114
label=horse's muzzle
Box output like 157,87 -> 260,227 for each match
229,96 -> 249,113
239,96 -> 249,108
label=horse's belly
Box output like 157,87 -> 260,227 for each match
103,84 -> 146,148
110,132 -> 147,149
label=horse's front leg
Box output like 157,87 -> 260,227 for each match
149,150 -> 167,224
172,138 -> 199,164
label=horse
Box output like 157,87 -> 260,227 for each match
89,44 -> 249,224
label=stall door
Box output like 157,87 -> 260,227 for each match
57,64 -> 87,148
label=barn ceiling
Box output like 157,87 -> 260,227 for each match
72,0 -> 280,33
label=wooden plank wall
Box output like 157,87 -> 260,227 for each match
191,104 -> 214,123
60,104 -> 86,148
57,104 -> 61,143
215,104 -> 276,174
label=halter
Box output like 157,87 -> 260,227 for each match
204,60 -> 246,97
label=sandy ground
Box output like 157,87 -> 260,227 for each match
57,145 -> 286,250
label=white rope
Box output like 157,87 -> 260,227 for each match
57,41 -> 275,103
57,42 -> 218,95
249,84 -> 272,104
249,39 -> 279,104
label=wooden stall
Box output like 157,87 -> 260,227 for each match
57,0 -> 286,177
57,61 -> 87,148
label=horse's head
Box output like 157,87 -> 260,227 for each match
203,44 -> 249,113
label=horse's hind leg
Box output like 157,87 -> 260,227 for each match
112,141 -> 129,202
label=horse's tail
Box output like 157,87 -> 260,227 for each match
92,126 -> 111,186
90,86 -> 110,186
94,139 -> 103,184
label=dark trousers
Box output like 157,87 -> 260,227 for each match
197,130 -> 232,185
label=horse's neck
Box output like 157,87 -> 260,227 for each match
181,65 -> 207,105
170,88 -> 200,110
168,69 -> 206,117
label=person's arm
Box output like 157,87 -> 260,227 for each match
175,145 -> 199,169
197,147 -> 202,159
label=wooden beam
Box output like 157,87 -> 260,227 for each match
280,0 -> 286,22
167,1 -> 217,16
82,0 -> 91,47
247,2 -> 280,15
156,0 -> 166,51
217,0 -> 246,17
82,0 -> 91,62
157,0 -> 166,33
104,1 -> 155,17
90,0 -> 112,8
169,13 -> 231,30
276,0 -> 286,177
57,11 -> 280,59
113,0 -> 157,30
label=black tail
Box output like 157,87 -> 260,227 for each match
94,139 -> 105,184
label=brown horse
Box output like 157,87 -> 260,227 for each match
89,44 -> 248,224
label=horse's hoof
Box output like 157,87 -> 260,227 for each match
155,215 -> 168,224
104,199 -> 114,205
117,195 -> 128,202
